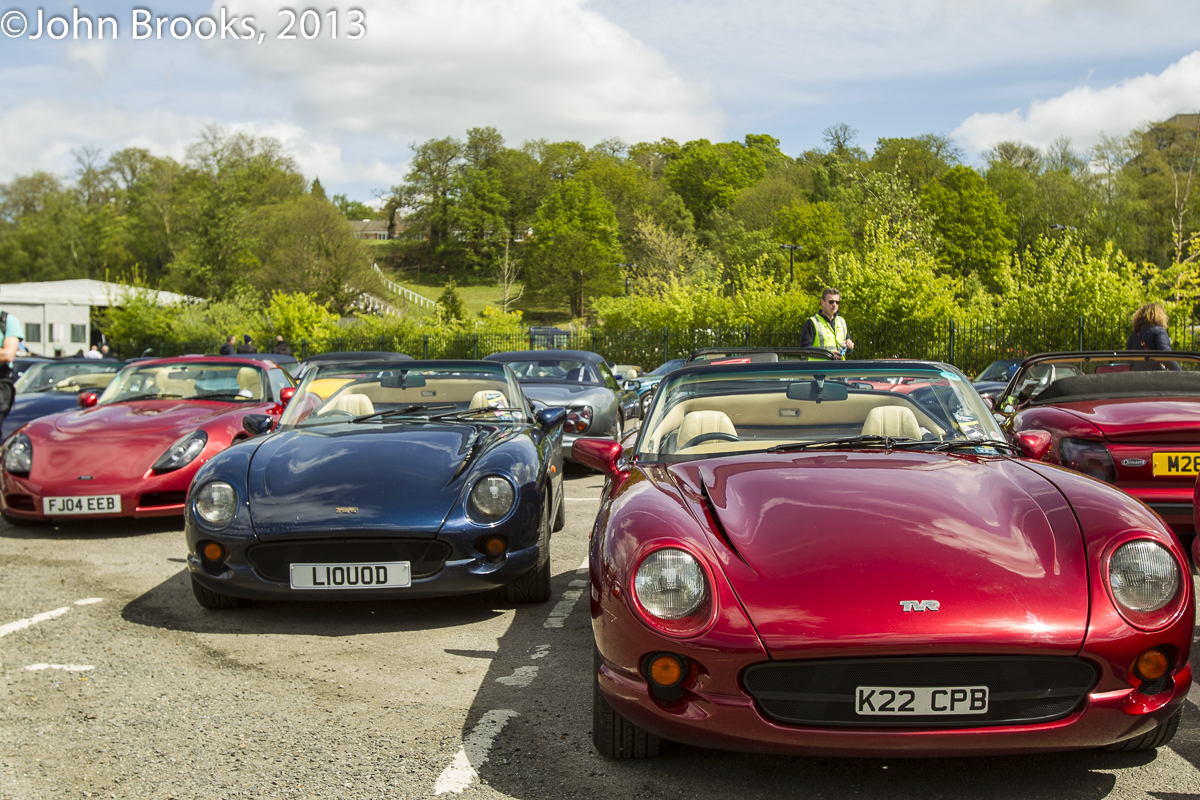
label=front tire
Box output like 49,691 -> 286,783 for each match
505,506 -> 551,603
190,575 -> 246,610
1105,707 -> 1181,752
552,492 -> 565,532
593,644 -> 661,759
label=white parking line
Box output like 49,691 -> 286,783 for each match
544,580 -> 587,629
25,664 -> 93,672
0,598 -> 103,638
495,666 -> 539,687
433,709 -> 519,795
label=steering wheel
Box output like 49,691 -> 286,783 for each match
680,431 -> 741,449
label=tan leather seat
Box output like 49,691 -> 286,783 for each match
469,390 -> 507,410
154,369 -> 193,396
322,393 -> 375,416
862,406 -> 921,439
678,410 -> 737,448
236,367 -> 263,399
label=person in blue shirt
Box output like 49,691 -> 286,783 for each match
0,303 -> 26,426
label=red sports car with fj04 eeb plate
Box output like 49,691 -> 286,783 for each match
0,355 -> 294,523
576,358 -> 1192,759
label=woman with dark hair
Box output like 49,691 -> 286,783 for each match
1127,303 -> 1171,351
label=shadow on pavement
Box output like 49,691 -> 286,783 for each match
121,567 -> 507,637
455,569 -> 1183,800
0,515 -> 182,540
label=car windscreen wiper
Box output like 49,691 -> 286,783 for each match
352,403 -> 457,422
111,392 -> 184,403
930,438 -> 1017,454
767,435 -> 923,453
428,407 -> 525,420
195,391 -> 251,400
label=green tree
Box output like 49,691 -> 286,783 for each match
664,139 -> 766,226
919,166 -> 1016,290
524,177 -> 623,317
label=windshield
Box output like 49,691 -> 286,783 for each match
637,364 -> 1004,463
647,359 -> 686,377
97,363 -> 267,404
496,358 -> 601,385
1003,353 -> 1200,410
976,360 -> 1020,382
15,362 -> 121,394
279,362 -> 528,427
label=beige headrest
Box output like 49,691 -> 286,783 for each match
862,405 -> 922,440
323,394 -> 375,416
236,367 -> 263,398
678,410 -> 737,447
154,369 -> 192,396
469,390 -> 507,410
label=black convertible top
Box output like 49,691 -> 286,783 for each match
1034,370 -> 1200,404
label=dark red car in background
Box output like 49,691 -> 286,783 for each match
577,358 -> 1191,758
1,355 -> 294,524
1000,351 -> 1200,537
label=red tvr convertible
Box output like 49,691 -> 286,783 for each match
1000,351 -> 1200,537
576,358 -> 1191,758
1,356 -> 294,523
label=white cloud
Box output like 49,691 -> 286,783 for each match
953,51 -> 1200,153
206,0 -> 723,146
0,100 -> 408,189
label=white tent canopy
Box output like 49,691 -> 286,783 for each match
0,279 -> 195,356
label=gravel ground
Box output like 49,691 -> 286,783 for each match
1,463 -> 1198,800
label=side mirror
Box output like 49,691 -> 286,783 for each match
78,391 -> 98,408
535,407 -> 567,431
573,438 -> 623,475
279,386 -> 296,405
243,414 -> 275,436
624,380 -> 640,391
1014,430 -> 1052,461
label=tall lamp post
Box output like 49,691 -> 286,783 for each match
779,244 -> 804,284
618,263 -> 636,295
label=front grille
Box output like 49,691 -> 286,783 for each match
743,656 -> 1098,728
247,538 -> 453,582
139,491 -> 187,508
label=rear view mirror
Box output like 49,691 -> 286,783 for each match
243,414 -> 274,436
380,371 -> 426,389
536,407 -> 567,431
786,380 -> 848,403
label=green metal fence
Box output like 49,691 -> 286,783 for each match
125,316 -> 1200,378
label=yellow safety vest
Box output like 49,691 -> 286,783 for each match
809,313 -> 848,355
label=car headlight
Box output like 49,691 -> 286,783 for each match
1059,438 -> 1115,482
152,431 -> 209,473
1109,540 -> 1181,614
4,433 -> 32,475
634,548 -> 707,620
469,475 -> 515,521
193,481 -> 237,528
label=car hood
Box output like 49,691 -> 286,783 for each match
3,393 -> 80,437
519,383 -> 602,406
1048,398 -> 1200,443
675,451 -> 1089,657
53,400 -> 242,436
246,422 -> 488,538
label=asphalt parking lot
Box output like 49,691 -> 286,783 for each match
1,463 -> 1199,800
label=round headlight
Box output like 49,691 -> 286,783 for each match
469,476 -> 515,520
4,433 -> 32,474
634,548 -> 707,620
1109,540 -> 1180,613
194,481 -> 237,528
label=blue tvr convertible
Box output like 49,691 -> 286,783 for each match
185,358 -> 566,609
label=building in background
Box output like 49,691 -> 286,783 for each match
0,280 -> 192,356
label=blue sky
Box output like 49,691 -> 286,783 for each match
2,0 -> 1198,203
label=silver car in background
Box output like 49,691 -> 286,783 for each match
484,350 -> 634,461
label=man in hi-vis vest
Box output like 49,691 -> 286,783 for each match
799,287 -> 854,358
